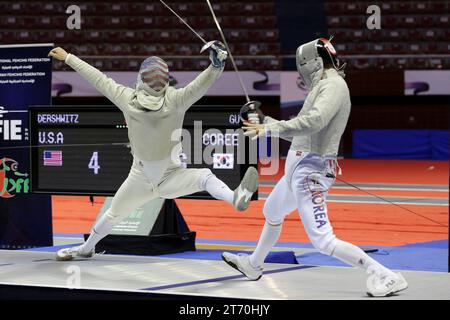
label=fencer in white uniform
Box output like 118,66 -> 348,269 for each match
222,38 -> 408,297
48,43 -> 258,261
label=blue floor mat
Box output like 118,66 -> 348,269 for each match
27,236 -> 449,272
160,249 -> 298,265
296,240 -> 449,272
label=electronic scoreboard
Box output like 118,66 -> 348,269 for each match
29,105 -> 257,200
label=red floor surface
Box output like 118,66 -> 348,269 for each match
52,159 -> 449,246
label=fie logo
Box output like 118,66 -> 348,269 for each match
0,106 -> 26,141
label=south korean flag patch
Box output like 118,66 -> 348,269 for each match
213,153 -> 234,169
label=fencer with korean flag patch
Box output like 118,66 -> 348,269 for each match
224,37 -> 408,298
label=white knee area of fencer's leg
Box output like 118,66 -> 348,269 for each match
262,204 -> 284,225
199,169 -> 214,190
90,208 -> 119,236
312,236 -> 337,256
263,203 -> 284,226
263,215 -> 284,226
103,208 -> 123,225
266,220 -> 283,227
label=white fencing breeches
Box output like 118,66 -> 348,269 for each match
263,150 -> 339,255
83,156 -> 221,252
103,157 -> 213,224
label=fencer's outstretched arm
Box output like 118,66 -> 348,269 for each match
51,48 -> 132,111
173,41 -> 227,110
65,54 -> 133,110
173,64 -> 223,110
262,116 -> 293,142
264,80 -> 343,137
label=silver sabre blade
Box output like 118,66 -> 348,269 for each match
159,0 -> 207,44
205,0 -> 250,103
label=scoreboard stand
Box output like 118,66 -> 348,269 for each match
85,197 -> 196,256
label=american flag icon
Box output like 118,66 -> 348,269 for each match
43,150 -> 63,166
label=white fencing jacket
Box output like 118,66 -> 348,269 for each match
265,68 -> 351,156
65,54 -> 223,161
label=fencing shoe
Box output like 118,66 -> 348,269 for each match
56,245 -> 95,261
233,167 -> 259,211
222,252 -> 263,281
366,266 -> 408,297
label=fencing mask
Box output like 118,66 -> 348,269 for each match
296,38 -> 341,90
135,56 -> 170,111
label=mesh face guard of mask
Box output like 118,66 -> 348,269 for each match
139,56 -> 169,94
295,38 -> 340,89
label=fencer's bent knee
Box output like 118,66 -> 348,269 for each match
104,208 -> 126,225
311,236 -> 337,255
263,201 -> 285,225
263,213 -> 284,226
199,169 -> 214,189
265,219 -> 283,226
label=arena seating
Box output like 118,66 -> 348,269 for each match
325,0 -> 450,70
0,0 -> 281,71
1,1 -> 447,71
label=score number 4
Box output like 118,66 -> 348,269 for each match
88,152 -> 100,174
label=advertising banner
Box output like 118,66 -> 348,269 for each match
0,43 -> 53,249
52,70 -> 280,97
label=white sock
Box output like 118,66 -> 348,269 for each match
249,222 -> 282,269
204,175 -> 234,205
331,239 -> 394,276
80,212 -> 115,253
